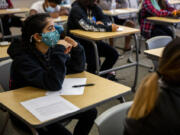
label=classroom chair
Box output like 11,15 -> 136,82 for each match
0,59 -> 12,91
146,36 -> 172,49
145,36 -> 172,70
95,101 -> 133,135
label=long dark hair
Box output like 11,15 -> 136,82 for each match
21,13 -> 50,49
158,0 -> 167,10
128,38 -> 180,119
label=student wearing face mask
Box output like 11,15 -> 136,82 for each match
8,13 -> 97,135
30,0 -> 69,18
30,0 -> 69,40
67,0 -> 120,80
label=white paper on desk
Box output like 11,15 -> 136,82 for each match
6,8 -> 20,11
46,78 -> 87,96
53,17 -> 61,22
21,95 -> 79,122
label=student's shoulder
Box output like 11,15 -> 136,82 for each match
30,0 -> 44,10
71,2 -> 82,12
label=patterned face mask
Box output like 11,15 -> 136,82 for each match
41,30 -> 60,47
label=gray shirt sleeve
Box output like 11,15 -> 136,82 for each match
116,0 -> 129,8
98,0 -> 113,10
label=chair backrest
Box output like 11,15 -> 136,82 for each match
146,36 -> 172,50
95,101 -> 133,135
0,59 -> 12,91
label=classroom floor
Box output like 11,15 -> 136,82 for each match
1,0 -> 180,135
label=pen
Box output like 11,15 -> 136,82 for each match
72,83 -> 95,88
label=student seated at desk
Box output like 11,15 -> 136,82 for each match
30,0 -> 69,17
7,13 -> 97,135
98,0 -> 135,51
139,0 -> 180,39
30,0 -> 69,39
0,0 -> 23,36
124,38 -> 180,135
67,0 -> 119,80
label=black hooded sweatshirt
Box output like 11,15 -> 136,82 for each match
8,40 -> 85,91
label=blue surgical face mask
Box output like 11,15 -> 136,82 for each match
41,30 -> 60,47
45,6 -> 56,13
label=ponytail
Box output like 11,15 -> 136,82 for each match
128,73 -> 159,119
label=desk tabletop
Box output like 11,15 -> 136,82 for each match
169,0 -> 180,4
0,71 -> 130,127
103,8 -> 138,16
21,16 -> 68,23
70,26 -> 139,41
61,4 -> 71,8
147,16 -> 180,24
53,16 -> 68,23
0,8 -> 29,15
0,44 -> 10,58
144,47 -> 164,59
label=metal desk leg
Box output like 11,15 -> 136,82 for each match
132,34 -> 139,92
0,18 -> 4,41
128,37 -> 152,69
171,24 -> 176,39
91,41 -> 100,75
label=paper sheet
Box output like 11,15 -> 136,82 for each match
21,95 -> 79,122
53,17 -> 61,22
46,78 -> 87,96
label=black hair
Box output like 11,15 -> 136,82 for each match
158,0 -> 167,10
22,13 -> 51,49
77,0 -> 96,8
48,0 -> 62,4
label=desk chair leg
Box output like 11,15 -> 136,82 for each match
0,18 -> 5,41
171,25 -> 176,39
128,36 -> 152,70
131,34 -> 139,92
118,96 -> 126,103
91,41 -> 100,75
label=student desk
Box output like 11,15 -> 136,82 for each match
0,44 -> 10,59
61,4 -> 71,9
144,47 -> 164,61
169,0 -> 180,5
21,16 -> 68,24
0,8 -> 29,40
147,16 -> 180,38
70,26 -> 140,91
0,71 -> 131,135
103,8 -> 138,23
53,16 -> 68,23
103,8 -> 138,16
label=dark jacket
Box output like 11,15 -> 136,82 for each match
67,1 -> 112,35
124,81 -> 180,135
8,40 -> 86,91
